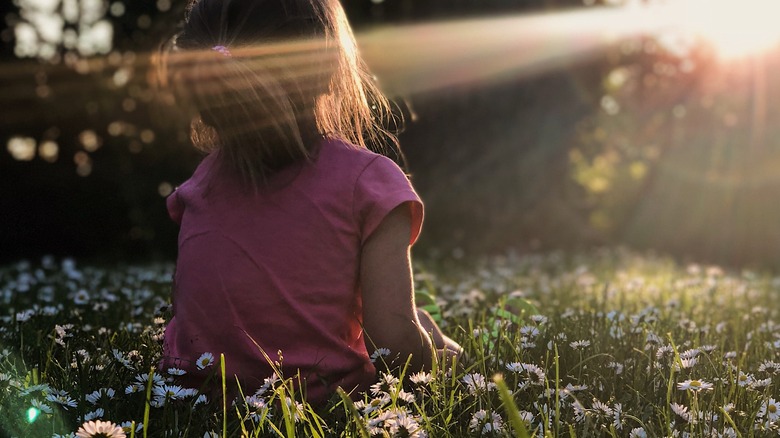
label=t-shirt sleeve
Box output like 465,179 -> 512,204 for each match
166,188 -> 184,225
354,155 -> 423,246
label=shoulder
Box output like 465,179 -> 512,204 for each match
319,139 -> 392,165
318,138 -> 407,178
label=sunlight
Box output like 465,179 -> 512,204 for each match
667,0 -> 780,60
357,7 -> 661,95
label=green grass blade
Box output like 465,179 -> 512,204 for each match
494,374 -> 531,438
336,388 -> 370,438
143,368 -> 154,438
220,353 -> 227,438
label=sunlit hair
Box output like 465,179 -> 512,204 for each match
159,0 -> 398,186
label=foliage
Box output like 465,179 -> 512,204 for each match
3,249 -> 780,436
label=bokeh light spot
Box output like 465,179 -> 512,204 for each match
14,22 -> 38,58
600,95 -> 620,115
122,98 -> 137,112
62,0 -> 79,23
39,140 -> 59,162
107,50 -> 123,66
109,2 -> 125,17
137,15 -> 152,29
113,67 -> 131,87
7,136 -> 37,161
35,85 -> 51,98
79,130 -> 101,152
156,0 -> 171,11
108,121 -> 125,136
74,151 -> 93,177
128,140 -> 142,154
140,129 -> 155,144
78,19 -> 113,56
673,105 -> 687,119
606,68 -> 629,90
158,182 -> 173,197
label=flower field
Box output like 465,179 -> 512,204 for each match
2,248 -> 780,437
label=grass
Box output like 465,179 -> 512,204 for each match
2,248 -> 780,436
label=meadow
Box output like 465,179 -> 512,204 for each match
2,248 -> 780,437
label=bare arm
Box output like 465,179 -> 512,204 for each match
361,204 -> 461,371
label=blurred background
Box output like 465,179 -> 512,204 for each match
2,0 -> 780,268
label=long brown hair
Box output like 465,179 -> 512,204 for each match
160,0 -> 398,186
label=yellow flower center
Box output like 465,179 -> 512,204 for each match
770,404 -> 777,413
690,380 -> 701,387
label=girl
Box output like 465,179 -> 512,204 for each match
159,0 -> 461,405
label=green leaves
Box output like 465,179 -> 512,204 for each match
415,290 -> 443,324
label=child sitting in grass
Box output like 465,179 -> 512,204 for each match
158,0 -> 461,404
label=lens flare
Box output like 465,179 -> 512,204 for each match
26,407 -> 40,423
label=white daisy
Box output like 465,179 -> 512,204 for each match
391,411 -> 425,438
592,399 -> 613,417
469,409 -> 504,434
506,363 -> 546,386
361,394 -> 391,415
677,379 -> 713,391
505,362 -> 524,373
530,314 -> 548,324
195,352 -> 215,370
612,403 -> 623,430
670,402 -> 694,423
520,326 -> 540,337
83,408 -> 104,421
16,309 -> 35,322
462,373 -> 495,395
46,390 -> 77,409
409,371 -> 432,385
606,361 -> 624,374
75,420 -> 126,438
758,398 -> 780,422
85,388 -> 116,405
256,373 -> 280,396
370,372 -> 400,395
72,289 -> 90,305
676,357 -> 698,370
760,361 -> 780,374
153,384 -> 185,401
119,421 -> 143,434
244,395 -> 270,422
736,372 -> 754,387
572,400 -> 586,423
370,348 -> 391,362
283,398 -> 305,423
570,340 -> 591,349
394,388 -> 416,404
751,377 -> 772,389
111,349 -> 134,370
31,398 -> 53,414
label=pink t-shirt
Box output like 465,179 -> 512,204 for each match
161,138 -> 423,404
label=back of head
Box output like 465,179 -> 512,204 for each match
162,0 -> 395,186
